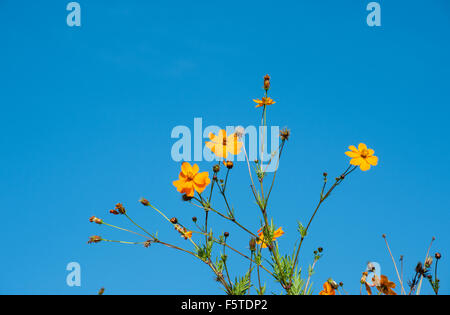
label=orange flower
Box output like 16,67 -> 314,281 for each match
319,282 -> 336,295
345,143 -> 378,171
374,275 -> 397,295
174,224 -> 193,240
256,227 -> 284,248
173,162 -> 211,197
205,130 -> 243,159
253,97 -> 276,108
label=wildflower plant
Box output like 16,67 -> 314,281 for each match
87,75 -> 441,295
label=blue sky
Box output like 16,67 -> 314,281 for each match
0,0 -> 449,295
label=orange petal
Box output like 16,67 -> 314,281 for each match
181,162 -> 192,175
191,164 -> 199,175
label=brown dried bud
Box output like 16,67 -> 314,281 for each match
144,240 -> 151,248
115,203 -> 126,215
435,252 -> 442,260
224,161 -> 234,169
170,217 -> 178,224
249,238 -> 256,251
192,216 -> 197,223
328,279 -> 339,290
182,194 -> 193,201
415,262 -> 424,274
89,216 -> 103,224
323,172 -> 328,177
98,288 -> 105,295
318,247 -> 323,253
263,74 -> 271,90
139,198 -> 150,206
279,128 -> 290,141
213,164 -> 220,173
110,210 -> 119,215
224,232 -> 230,238
382,234 -> 386,239
88,235 -> 102,244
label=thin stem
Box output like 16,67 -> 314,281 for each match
383,236 -> 406,295
102,222 -> 149,239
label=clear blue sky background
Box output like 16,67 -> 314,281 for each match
0,0 -> 449,295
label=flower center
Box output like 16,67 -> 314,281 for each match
360,149 -> 369,159
186,171 -> 195,181
222,139 -> 227,146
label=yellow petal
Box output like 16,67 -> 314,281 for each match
348,145 -> 358,152
358,143 -> 367,151
350,157 -> 364,165
192,164 -> 199,175
359,160 -> 371,171
366,155 -> 378,166
345,151 -> 360,158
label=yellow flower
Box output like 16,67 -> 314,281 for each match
319,282 -> 336,296
205,130 -> 243,159
345,143 -> 378,171
253,97 -> 276,108
173,162 -> 211,197
256,227 -> 284,248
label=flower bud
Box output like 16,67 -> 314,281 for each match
224,161 -> 234,169
435,252 -> 442,260
192,216 -> 197,223
89,216 -> 103,224
249,238 -> 256,251
139,198 -> 150,206
279,128 -> 290,141
170,217 -> 178,224
425,257 -> 433,268
213,164 -> 220,173
263,74 -> 271,90
224,232 -> 230,238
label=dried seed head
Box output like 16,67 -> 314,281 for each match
425,257 -> 433,268
170,217 -> 178,224
435,252 -> 442,260
213,164 -> 220,173
224,161 -> 234,169
192,216 -> 197,223
323,172 -> 328,177
318,247 -> 323,253
224,232 -> 230,238
234,126 -> 245,139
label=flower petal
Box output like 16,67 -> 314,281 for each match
181,162 -> 192,175
350,157 -> 364,166
366,155 -> 378,166
358,143 -> 368,151
348,145 -> 358,152
359,160 -> 371,171
345,151 -> 360,158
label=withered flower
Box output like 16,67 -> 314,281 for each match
88,236 -> 102,244
374,275 -> 397,295
139,198 -> 150,206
